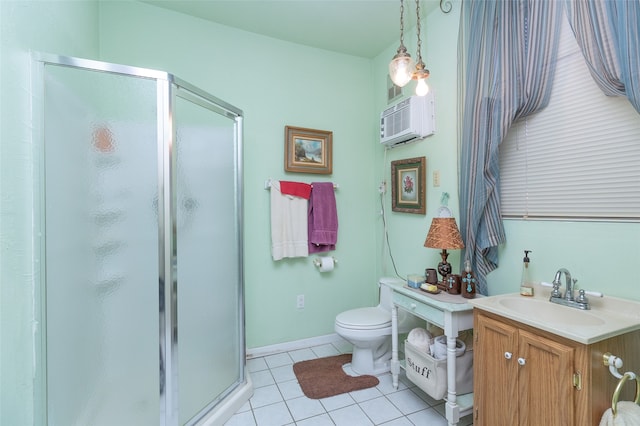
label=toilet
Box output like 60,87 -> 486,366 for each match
335,278 -> 423,376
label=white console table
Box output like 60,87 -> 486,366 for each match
382,278 -> 475,426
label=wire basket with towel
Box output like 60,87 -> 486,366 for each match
405,327 -> 473,400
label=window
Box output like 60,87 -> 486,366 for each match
499,16 -> 640,221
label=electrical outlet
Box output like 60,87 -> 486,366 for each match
296,294 -> 305,309
433,170 -> 441,187
378,181 -> 387,194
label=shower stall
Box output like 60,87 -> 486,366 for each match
34,54 -> 250,425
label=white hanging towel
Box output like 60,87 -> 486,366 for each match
600,402 -> 640,426
270,181 -> 309,261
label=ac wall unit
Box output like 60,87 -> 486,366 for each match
380,93 -> 435,147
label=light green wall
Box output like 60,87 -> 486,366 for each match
372,3 -> 463,282
372,2 -> 640,301
492,220 -> 640,298
97,0 -> 380,349
2,1 -> 639,423
0,1 -> 99,424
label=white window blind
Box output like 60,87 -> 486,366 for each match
499,16 -> 640,221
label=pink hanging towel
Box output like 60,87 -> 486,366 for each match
308,182 -> 338,253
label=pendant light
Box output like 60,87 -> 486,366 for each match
412,0 -> 430,96
388,0 -> 415,87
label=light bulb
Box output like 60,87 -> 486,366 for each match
415,78 -> 430,96
389,51 -> 415,87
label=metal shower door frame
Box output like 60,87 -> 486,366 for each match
33,53 -> 245,426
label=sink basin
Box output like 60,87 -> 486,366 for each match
497,297 -> 605,326
467,291 -> 640,344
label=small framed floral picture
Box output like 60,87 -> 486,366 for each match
391,156 -> 426,214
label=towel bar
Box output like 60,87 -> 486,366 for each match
264,179 -> 339,190
604,352 -> 625,379
611,371 -> 640,416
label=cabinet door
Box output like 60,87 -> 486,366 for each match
474,313 -> 519,425
517,329 -> 575,426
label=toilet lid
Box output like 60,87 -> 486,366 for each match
336,307 -> 391,330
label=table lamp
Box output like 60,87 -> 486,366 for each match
424,213 -> 465,283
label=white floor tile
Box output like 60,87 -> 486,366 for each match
285,396 -> 326,421
288,348 -> 318,362
378,417 -> 414,426
375,373 -> 408,395
358,396 -> 403,425
264,352 -> 293,369
233,344 -> 451,426
250,384 -> 283,408
406,407 -> 449,426
224,410 -> 256,426
408,384 -> 439,405
341,363 -> 359,377
349,385 -> 383,403
319,393 -> 356,412
247,357 -> 269,372
235,400 -> 252,413
295,413 -> 335,426
252,401 -> 294,426
329,404 -> 374,426
277,379 -> 304,400
270,364 -> 296,383
250,369 -> 275,388
385,388 -> 430,415
310,344 -> 340,358
332,339 -> 352,354
432,401 -> 446,417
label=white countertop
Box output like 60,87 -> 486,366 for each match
467,284 -> 640,344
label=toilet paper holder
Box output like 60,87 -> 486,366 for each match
313,257 -> 338,268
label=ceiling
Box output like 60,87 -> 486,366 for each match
141,0 -> 442,58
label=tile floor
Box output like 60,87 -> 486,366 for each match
224,342 -> 473,426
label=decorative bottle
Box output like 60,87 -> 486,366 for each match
461,259 -> 476,299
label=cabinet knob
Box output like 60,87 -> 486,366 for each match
518,357 -> 526,366
410,303 -> 417,310
504,352 -> 512,360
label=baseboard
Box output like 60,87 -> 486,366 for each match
247,333 -> 347,359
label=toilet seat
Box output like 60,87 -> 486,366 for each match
335,307 -> 391,330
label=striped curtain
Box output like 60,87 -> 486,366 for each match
458,0 -> 562,294
565,0 -> 640,113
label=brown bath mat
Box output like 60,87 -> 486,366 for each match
292,353 -> 379,399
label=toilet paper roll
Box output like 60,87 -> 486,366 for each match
318,256 -> 335,272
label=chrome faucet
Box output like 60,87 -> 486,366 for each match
550,268 -> 590,310
554,268 -> 573,301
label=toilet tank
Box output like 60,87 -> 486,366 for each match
378,277 -> 403,311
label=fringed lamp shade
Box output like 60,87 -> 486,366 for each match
424,218 -> 465,282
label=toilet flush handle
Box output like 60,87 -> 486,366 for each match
410,303 -> 417,310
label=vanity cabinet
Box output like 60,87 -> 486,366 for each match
473,309 -> 640,426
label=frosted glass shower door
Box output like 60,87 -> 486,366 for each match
174,92 -> 243,425
43,64 -> 161,425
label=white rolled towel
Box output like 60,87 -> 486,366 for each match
433,335 -> 466,360
599,402 -> 640,426
407,328 -> 432,353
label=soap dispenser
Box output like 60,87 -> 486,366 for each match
520,250 -> 534,296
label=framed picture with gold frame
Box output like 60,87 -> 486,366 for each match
284,126 -> 333,174
391,156 -> 426,214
